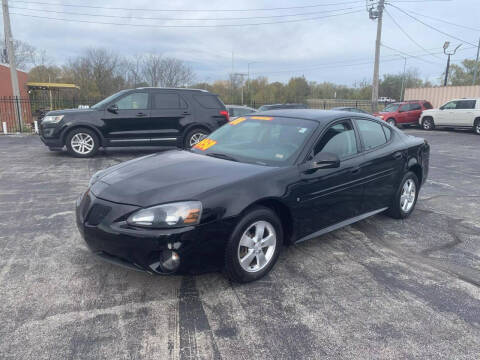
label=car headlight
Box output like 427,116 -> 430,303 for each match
127,201 -> 202,228
378,115 -> 384,119
42,115 -> 64,123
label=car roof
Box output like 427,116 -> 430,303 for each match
135,87 -> 210,93
252,109 -> 374,123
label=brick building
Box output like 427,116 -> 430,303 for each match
0,63 -> 30,132
0,63 -> 28,97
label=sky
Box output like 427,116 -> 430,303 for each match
3,0 -> 480,86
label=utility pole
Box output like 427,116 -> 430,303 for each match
443,41 -> 461,86
368,0 -> 385,113
2,0 -> 23,130
472,37 -> 480,86
400,57 -> 407,101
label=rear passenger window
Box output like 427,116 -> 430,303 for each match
410,103 -> 422,111
382,126 -> 392,141
356,119 -> 387,150
194,95 -> 222,109
153,93 -> 186,109
456,100 -> 476,109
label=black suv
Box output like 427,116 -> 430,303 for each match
39,88 -> 229,157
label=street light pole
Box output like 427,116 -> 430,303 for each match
443,41 -> 461,86
400,57 -> 407,101
472,37 -> 480,86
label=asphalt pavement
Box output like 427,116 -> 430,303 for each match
0,128 -> 479,359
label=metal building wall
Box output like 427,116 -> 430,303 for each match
404,85 -> 480,108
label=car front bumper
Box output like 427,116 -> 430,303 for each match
75,190 -> 235,274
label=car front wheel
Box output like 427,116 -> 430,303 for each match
66,128 -> 99,157
225,206 -> 282,283
387,118 -> 396,127
386,171 -> 419,219
422,117 -> 434,130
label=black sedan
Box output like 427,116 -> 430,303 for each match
76,110 -> 429,283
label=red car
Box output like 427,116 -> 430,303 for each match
375,100 -> 433,127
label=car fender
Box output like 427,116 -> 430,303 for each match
60,122 -> 106,146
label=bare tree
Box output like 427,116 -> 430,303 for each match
123,54 -> 145,87
159,57 -> 194,87
142,53 -> 163,87
1,36 -> 37,69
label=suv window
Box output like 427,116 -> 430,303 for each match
399,104 -> 411,112
410,103 -> 422,111
314,121 -> 357,159
153,93 -> 186,109
442,101 -> 457,110
456,100 -> 476,109
194,95 -> 223,109
356,119 -> 387,150
115,92 -> 148,110
423,102 -> 433,109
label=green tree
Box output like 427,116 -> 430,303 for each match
447,59 -> 480,85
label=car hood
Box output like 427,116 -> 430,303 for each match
47,108 -> 96,116
90,150 -> 272,207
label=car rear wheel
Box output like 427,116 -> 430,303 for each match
422,117 -> 434,130
386,171 -> 419,219
474,119 -> 480,135
184,128 -> 209,148
224,206 -> 282,283
66,128 -> 99,157
387,118 -> 396,127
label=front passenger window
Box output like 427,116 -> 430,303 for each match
314,121 -> 358,159
116,93 -> 148,110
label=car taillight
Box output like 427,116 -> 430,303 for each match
219,110 -> 229,122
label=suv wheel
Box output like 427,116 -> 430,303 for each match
386,171 -> 419,219
474,119 -> 480,135
224,206 -> 282,283
422,117 -> 434,130
184,128 -> 209,148
66,128 -> 99,157
386,118 -> 396,127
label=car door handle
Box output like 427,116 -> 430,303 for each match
393,152 -> 403,160
182,111 -> 191,115
136,112 -> 147,117
350,167 -> 361,175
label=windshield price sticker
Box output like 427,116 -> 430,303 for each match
194,138 -> 217,151
230,117 -> 246,125
250,116 -> 273,121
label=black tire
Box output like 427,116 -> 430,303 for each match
65,127 -> 99,158
422,117 -> 434,131
386,118 -> 397,127
224,206 -> 283,283
386,171 -> 419,219
474,119 -> 480,135
183,128 -> 209,149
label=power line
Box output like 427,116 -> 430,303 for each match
9,9 -> 364,27
383,8 -> 443,61
8,4 -> 367,22
389,7 -> 480,32
381,43 -> 441,65
386,4 -> 478,48
9,0 -> 367,12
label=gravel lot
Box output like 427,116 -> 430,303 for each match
1,129 -> 479,359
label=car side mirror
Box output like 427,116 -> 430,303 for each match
107,104 -> 118,113
299,152 -> 340,173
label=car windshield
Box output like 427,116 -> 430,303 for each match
191,116 -> 317,166
91,90 -> 128,109
382,103 -> 400,112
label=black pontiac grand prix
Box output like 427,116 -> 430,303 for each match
76,110 -> 429,283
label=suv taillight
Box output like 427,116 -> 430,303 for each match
219,110 -> 229,122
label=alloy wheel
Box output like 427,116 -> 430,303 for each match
189,132 -> 207,147
387,119 -> 396,126
475,123 -> 480,135
237,220 -> 277,273
423,119 -> 432,130
71,133 -> 94,155
400,179 -> 416,213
